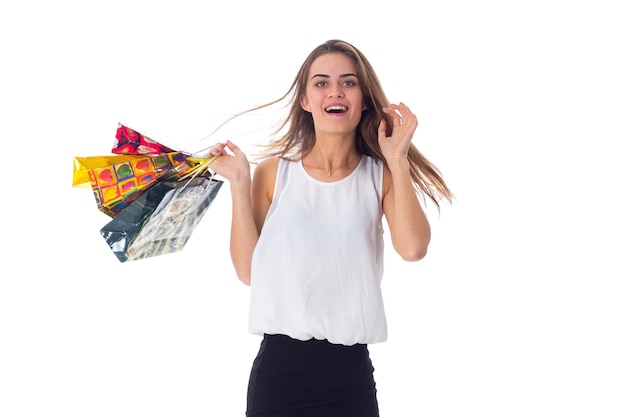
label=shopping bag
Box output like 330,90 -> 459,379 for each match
88,152 -> 191,217
100,174 -> 223,262
112,123 -> 177,155
73,155 -> 147,187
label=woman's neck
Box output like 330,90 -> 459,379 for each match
303,135 -> 361,179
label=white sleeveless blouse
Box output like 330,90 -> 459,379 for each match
248,156 -> 387,345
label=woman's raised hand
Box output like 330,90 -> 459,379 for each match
378,102 -> 418,162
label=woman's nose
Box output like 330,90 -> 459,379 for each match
328,85 -> 344,98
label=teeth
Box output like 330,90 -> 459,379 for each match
325,106 -> 347,113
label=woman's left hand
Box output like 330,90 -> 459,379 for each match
378,102 -> 418,162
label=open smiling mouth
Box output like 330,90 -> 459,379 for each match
325,105 -> 348,114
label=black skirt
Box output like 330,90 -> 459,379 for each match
246,334 -> 379,417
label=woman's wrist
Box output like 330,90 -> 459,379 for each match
386,156 -> 411,175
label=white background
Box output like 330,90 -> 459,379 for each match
1,1 -> 625,416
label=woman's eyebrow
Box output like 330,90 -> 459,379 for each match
310,73 -> 358,80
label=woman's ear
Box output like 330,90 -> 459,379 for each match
300,96 -> 311,112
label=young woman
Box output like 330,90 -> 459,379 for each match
208,39 -> 453,417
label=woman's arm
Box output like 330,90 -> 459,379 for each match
208,142 -> 276,284
382,161 -> 431,261
379,103 -> 431,261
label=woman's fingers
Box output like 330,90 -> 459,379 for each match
383,103 -> 417,129
378,102 -> 419,160
225,140 -> 244,156
205,142 -> 228,157
381,103 -> 418,137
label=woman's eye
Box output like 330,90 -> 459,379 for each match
343,80 -> 357,87
315,81 -> 327,87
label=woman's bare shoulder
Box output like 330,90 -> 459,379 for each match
255,156 -> 281,172
252,157 -> 281,200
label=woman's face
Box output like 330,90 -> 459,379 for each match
301,52 -> 365,136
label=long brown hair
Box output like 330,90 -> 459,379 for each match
216,39 -> 453,207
